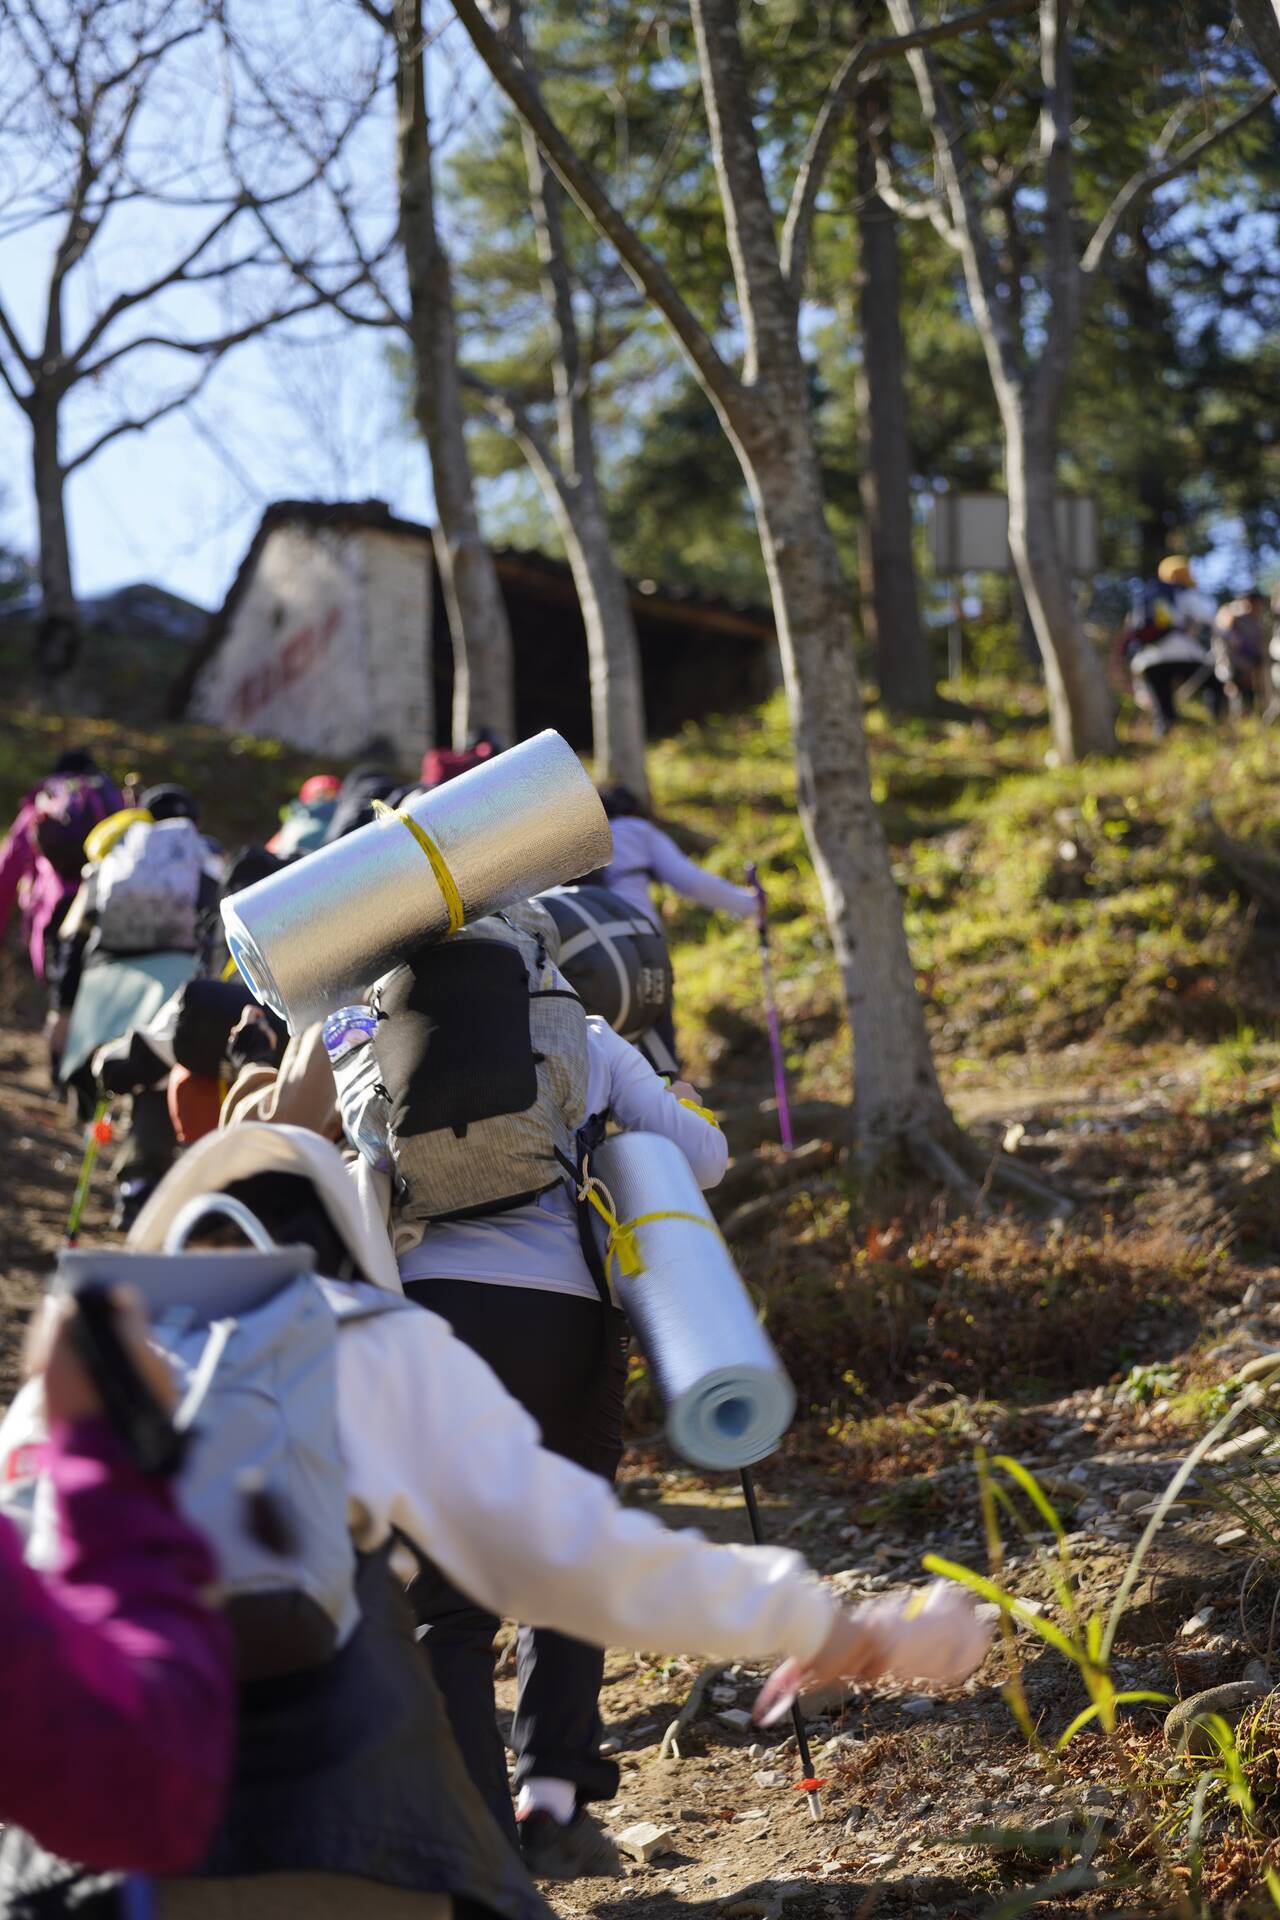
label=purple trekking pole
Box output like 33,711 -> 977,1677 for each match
746,863 -> 793,1151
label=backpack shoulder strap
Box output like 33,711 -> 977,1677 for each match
558,1111 -> 614,1305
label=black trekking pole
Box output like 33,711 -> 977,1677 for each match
739,1466 -> 824,1821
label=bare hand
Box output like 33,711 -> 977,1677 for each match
669,1078 -> 702,1104
27,1287 -> 176,1425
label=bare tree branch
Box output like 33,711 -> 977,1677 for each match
872,165 -> 962,248
462,367 -> 567,500
67,199 -> 249,367
449,0 -> 737,410
886,0 -> 1026,382
0,290 -> 34,382
76,293 -> 333,381
61,362 -> 220,471
1080,85 -> 1276,281
781,0 -> 1036,291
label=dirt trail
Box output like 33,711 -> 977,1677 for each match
0,994 -> 1273,1917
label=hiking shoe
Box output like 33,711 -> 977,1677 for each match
518,1809 -> 621,1880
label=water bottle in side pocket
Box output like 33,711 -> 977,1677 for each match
322,1006 -> 391,1171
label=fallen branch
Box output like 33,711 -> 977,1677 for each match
658,1661 -> 730,1760
984,1151 -> 1076,1217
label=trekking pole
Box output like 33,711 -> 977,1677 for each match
64,1098 -> 113,1247
740,1466 -> 824,1821
746,864 -> 793,1151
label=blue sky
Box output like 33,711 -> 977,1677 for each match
0,0 -> 493,613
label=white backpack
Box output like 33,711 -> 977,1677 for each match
95,816 -> 207,953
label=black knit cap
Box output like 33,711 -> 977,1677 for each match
141,783 -> 199,822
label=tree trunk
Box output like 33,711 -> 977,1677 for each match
1235,0 -> 1280,88
394,0 -> 514,749
853,72 -> 935,718
30,389 -> 81,683
504,19 -> 650,800
1004,407 -> 1114,761
731,397 -> 952,1156
549,476 -> 650,797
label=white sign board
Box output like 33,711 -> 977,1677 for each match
930,491 -> 1098,576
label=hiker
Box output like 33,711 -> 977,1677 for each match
0,751 -> 123,1033
321,758 -> 404,844
596,785 -> 755,1072
1,1287 -> 232,1877
353,903 -> 730,1874
97,1125 -> 987,1912
220,1009 -> 342,1139
266,774 -> 342,861
92,846 -> 286,1154
52,785 -> 221,1227
1125,557 -> 1223,736
421,729 -> 502,788
1212,589 -> 1269,712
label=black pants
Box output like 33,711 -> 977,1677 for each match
110,1088 -> 176,1189
1139,659 -> 1225,735
404,1279 -> 628,1843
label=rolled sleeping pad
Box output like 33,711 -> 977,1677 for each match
222,731 -> 612,1032
588,1131 -> 795,1470
538,884 -> 672,1042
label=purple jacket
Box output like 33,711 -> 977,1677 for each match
0,1418 -> 233,1873
0,795 -> 78,981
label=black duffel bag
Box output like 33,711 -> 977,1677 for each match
538,884 -> 672,1044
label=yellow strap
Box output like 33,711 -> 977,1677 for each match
605,1206 -> 719,1286
221,955 -> 240,983
371,799 -> 464,933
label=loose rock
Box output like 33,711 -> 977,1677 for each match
716,1708 -> 754,1732
1206,1427 -> 1270,1465
1235,1352 -> 1280,1385
617,1822 -> 677,1863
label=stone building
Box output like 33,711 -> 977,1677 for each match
175,499 -> 774,771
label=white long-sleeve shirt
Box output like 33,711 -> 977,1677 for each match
603,817 -> 755,925
336,1300 -> 835,1663
398,1015 -> 728,1300
0,1297 -> 836,1671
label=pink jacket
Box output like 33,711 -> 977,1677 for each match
0,795 -> 78,980
0,1418 -> 233,1872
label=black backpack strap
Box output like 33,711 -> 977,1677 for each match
558,1111 -> 613,1305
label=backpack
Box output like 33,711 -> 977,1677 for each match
95,816 -> 207,953
38,1196 -> 410,1681
373,906 -> 589,1228
538,883 -> 672,1043
420,741 -> 496,789
32,773 -> 122,880
1127,584 -> 1178,652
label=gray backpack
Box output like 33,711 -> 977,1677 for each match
373,907 -> 589,1229
48,1196 -> 411,1680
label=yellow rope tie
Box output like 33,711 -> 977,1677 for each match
606,1211 -> 719,1286
371,799 -> 465,933
677,1095 -> 720,1128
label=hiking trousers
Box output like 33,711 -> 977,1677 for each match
403,1279 -> 629,1841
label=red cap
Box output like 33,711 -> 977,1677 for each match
300,774 -> 341,803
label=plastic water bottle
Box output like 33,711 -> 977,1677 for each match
322,1005 -> 391,1171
